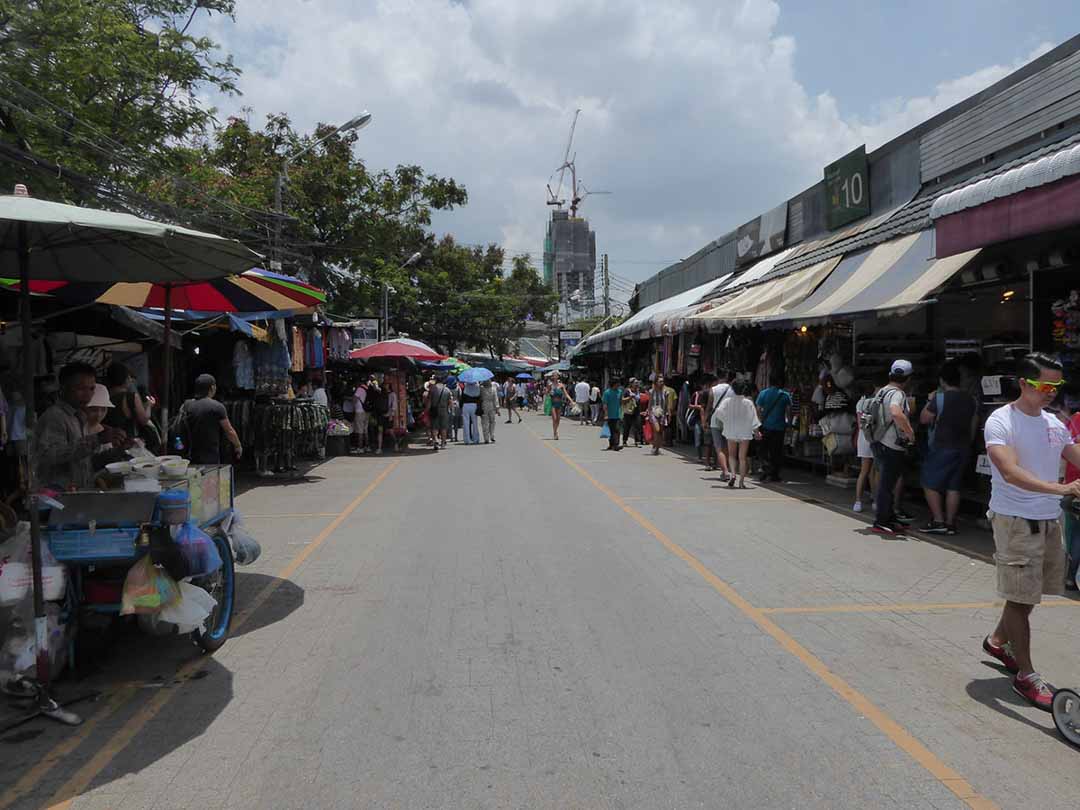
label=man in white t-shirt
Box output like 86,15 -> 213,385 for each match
981,352 -> 1080,710
574,379 -> 591,424
707,370 -> 735,479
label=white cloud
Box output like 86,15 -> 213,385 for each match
200,1 -> 1054,284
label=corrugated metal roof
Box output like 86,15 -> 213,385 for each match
765,131 -> 1080,280
930,139 -> 1080,219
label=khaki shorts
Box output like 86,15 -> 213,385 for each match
989,512 -> 1066,605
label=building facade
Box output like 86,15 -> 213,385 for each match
544,210 -> 596,311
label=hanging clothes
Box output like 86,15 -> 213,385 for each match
233,341 -> 255,390
290,326 -> 305,373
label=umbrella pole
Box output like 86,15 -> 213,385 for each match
161,284 -> 172,441
17,224 -> 80,726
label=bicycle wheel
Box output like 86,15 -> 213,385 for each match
191,529 -> 235,653
1052,688 -> 1080,747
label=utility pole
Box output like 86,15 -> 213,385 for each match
602,253 -> 610,317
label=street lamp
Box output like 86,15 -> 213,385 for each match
383,252 -> 422,339
273,111 -> 373,271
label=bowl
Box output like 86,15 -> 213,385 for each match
106,461 -> 134,476
130,459 -> 161,478
161,459 -> 190,478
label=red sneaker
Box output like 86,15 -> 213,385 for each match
1013,672 -> 1055,711
982,635 -> 1019,674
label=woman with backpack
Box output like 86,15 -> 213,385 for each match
689,378 -> 711,462
853,380 -> 878,513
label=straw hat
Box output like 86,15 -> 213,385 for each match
88,383 -> 114,409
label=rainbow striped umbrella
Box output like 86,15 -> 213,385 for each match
0,267 -> 325,312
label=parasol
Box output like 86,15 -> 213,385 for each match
349,338 -> 445,362
458,367 -> 494,384
0,187 -> 260,724
0,267 -> 324,311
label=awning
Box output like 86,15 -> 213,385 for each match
689,256 -> 841,330
710,247 -> 796,295
109,306 -> 182,349
758,229 -> 980,326
598,273 -> 734,342
929,138 -> 1080,257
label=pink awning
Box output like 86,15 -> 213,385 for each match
934,173 -> 1080,258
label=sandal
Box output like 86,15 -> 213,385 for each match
727,478 -> 736,489
738,482 -> 749,490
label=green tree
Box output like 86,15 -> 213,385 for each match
148,114 -> 468,301
0,0 -> 240,197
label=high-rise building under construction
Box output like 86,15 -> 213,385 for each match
543,210 -> 596,310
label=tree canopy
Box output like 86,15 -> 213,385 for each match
0,0 -> 554,356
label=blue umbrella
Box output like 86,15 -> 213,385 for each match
515,372 -> 534,380
459,367 -> 494,383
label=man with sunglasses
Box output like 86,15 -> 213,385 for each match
982,353 -> 1080,710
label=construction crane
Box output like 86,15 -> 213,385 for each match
546,109 -> 580,208
570,181 -> 611,218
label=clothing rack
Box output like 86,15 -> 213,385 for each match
222,399 -> 328,474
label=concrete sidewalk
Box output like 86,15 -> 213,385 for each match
662,438 -> 1000,562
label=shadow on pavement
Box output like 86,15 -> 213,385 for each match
231,572 -> 304,638
235,473 -> 327,495
965,676 -> 1063,742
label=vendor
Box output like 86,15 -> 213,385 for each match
86,383 -> 130,479
34,362 -> 130,490
104,362 -> 154,437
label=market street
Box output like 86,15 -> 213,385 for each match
5,416 -> 1080,809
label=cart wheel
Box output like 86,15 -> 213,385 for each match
191,530 -> 235,653
1053,688 -> 1080,746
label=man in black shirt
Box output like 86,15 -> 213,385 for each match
183,374 -> 243,464
920,359 -> 978,535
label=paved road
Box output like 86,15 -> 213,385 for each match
5,413 -> 1080,809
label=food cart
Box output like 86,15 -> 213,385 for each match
43,463 -> 237,655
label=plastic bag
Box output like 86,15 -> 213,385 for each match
0,602 -> 68,681
0,522 -> 67,606
121,556 -> 180,615
158,580 -> 217,634
543,395 -> 552,416
225,512 -> 261,566
174,523 -> 223,578
599,423 -> 611,439
643,420 -> 653,443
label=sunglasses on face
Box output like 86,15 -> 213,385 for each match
1023,377 -> 1066,394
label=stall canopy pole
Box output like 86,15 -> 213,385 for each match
17,222 -> 47,688
17,225 -> 79,724
161,283 -> 173,441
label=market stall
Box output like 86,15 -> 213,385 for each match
0,186 -> 260,725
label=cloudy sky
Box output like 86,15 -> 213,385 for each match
201,1 -> 1076,296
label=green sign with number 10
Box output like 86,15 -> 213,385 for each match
824,145 -> 870,230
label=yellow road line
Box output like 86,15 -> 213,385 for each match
761,598 -> 1080,615
533,430 -> 999,810
39,460 -> 400,810
0,687 -> 134,810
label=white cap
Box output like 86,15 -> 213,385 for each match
890,359 -> 913,377
88,383 -> 114,409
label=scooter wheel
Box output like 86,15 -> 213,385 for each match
1052,688 -> 1080,746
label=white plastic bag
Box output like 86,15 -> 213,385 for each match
158,580 -> 217,634
225,512 -> 261,566
0,522 -> 66,605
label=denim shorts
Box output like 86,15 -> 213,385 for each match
920,447 -> 968,492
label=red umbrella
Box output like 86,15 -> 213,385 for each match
350,338 -> 445,362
